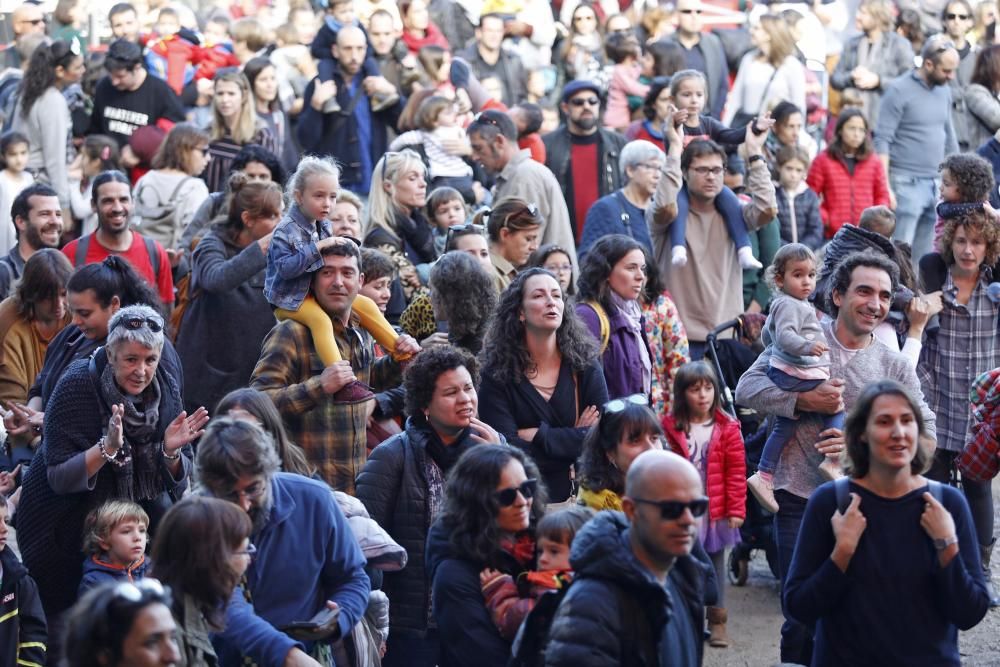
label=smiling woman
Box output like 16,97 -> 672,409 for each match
16,304 -> 207,618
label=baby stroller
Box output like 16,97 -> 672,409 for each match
704,315 -> 780,585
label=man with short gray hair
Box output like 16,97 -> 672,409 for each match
197,417 -> 371,667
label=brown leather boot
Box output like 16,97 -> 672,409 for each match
706,606 -> 729,648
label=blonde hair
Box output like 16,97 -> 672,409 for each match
285,155 -> 340,208
758,14 -> 797,67
365,149 -> 427,243
211,71 -> 262,145
336,189 -> 363,215
82,500 -> 150,556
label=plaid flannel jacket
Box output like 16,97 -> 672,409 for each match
250,314 -> 401,494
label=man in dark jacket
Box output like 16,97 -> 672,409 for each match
297,26 -> 405,198
543,80 -> 628,241
667,0 -> 729,119
544,451 -> 710,667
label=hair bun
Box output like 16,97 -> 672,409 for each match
228,171 -> 251,194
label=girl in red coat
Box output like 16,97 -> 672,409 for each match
806,108 -> 890,239
662,361 -> 746,649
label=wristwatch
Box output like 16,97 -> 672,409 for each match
748,154 -> 765,165
933,535 -> 958,550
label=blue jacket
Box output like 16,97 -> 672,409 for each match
264,203 -> 333,311
578,191 -> 653,263
212,473 -> 370,666
976,137 -> 1000,209
79,554 -> 151,596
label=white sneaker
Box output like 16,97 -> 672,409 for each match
672,245 -> 688,267
747,472 -> 779,513
738,246 -> 763,270
818,457 -> 844,481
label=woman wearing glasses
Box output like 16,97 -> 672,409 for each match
426,445 -> 546,667
10,39 -> 84,219
17,305 -> 208,618
479,268 -> 607,502
357,345 -> 503,667
481,197 -> 543,291
784,381 -> 990,665
576,234 -> 652,402
64,578 -> 181,667
151,495 -> 253,667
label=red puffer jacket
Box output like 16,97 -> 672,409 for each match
806,150 -> 890,239
661,409 -> 747,521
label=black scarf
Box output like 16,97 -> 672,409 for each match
99,363 -> 163,501
421,420 -> 467,473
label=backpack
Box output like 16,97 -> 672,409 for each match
582,301 -> 610,355
133,176 -> 195,250
509,577 -> 655,667
168,235 -> 204,343
834,476 -> 943,512
73,233 -> 161,278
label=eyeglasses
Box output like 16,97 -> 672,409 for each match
544,263 -> 572,274
945,12 -> 970,20
631,497 -> 710,520
679,9 -> 703,14
495,478 -> 537,507
690,166 -> 724,176
220,480 -> 267,504
635,162 -> 662,171
569,97 -> 600,107
111,316 -> 164,334
112,578 -> 167,603
235,543 -> 257,558
605,394 -> 647,413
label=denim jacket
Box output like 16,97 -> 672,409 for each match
264,203 -> 333,310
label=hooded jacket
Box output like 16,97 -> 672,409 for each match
79,554 -> 152,596
543,511 -> 709,667
0,547 -> 46,667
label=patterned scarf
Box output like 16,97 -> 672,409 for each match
100,363 -> 163,500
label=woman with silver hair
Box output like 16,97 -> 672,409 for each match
16,304 -> 209,619
577,139 -> 663,261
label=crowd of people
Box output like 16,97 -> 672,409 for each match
0,0 -> 998,665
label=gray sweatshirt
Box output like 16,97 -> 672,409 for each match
736,320 -> 936,500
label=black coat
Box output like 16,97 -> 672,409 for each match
478,360 -> 608,501
544,511 -> 710,667
0,547 -> 46,667
542,127 -> 627,234
355,417 -> 486,637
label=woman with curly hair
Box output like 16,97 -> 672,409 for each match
10,39 -> 84,214
357,346 -> 503,667
400,250 -> 498,354
575,234 -> 652,402
478,268 -> 608,501
426,444 -> 546,667
151,495 -> 253,666
918,206 -> 1000,605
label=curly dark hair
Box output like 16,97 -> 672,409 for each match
577,403 -> 663,496
826,249 -> 900,318
403,345 -> 480,418
576,234 -> 647,315
430,251 -> 497,354
479,268 -> 600,384
440,445 -> 547,564
937,207 -> 1000,267
939,153 -> 995,203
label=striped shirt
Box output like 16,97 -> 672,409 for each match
917,269 -> 1000,452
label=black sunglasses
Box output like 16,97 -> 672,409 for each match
569,96 -> 600,107
679,8 -> 702,14
496,478 -> 537,507
632,497 -> 710,520
945,12 -> 970,19
111,316 -> 164,333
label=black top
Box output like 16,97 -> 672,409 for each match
87,73 -> 186,147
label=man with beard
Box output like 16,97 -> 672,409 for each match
61,171 -> 174,307
466,110 -> 576,268
543,80 -> 627,242
251,241 -> 418,492
0,184 -> 63,298
875,36 -> 960,263
736,249 -> 937,665
543,450 -> 710,667
195,417 -> 370,667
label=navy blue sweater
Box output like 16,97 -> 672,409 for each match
784,480 -> 989,666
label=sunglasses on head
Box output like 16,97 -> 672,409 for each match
111,316 -> 164,334
111,578 -> 167,603
604,394 -> 647,414
631,497 -> 710,520
495,478 -> 537,507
